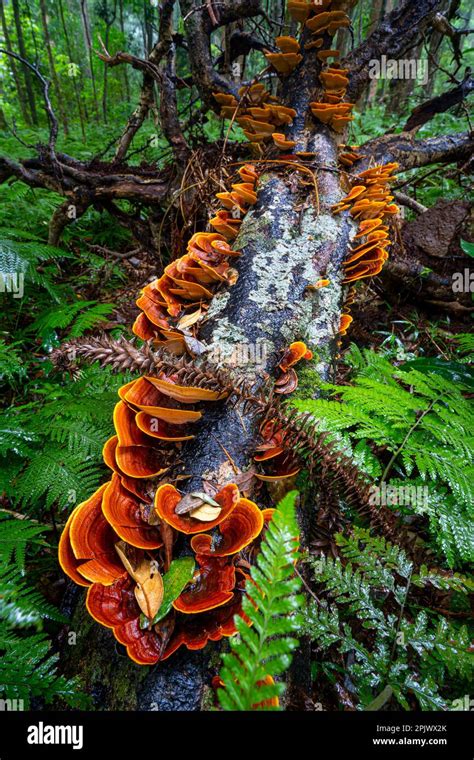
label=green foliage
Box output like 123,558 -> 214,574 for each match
293,346 -> 474,568
218,491 -> 304,711
0,520 -> 88,708
0,365 -> 130,513
28,300 -> 115,341
304,528 -> 473,711
0,516 -> 47,573
0,182 -> 129,710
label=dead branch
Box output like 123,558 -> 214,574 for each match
359,130 -> 474,171
403,74 -> 474,131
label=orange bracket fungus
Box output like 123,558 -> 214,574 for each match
330,163 -> 399,335
265,36 -> 302,76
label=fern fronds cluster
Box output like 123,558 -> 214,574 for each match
0,365 -> 130,512
303,528 -> 473,711
293,346 -> 474,568
218,491 -> 304,710
0,520 -> 88,708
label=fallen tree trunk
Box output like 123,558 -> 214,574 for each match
40,0 -> 471,711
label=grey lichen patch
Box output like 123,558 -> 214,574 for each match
205,289 -> 231,321
207,316 -> 246,362
304,210 -> 340,245
248,219 -> 320,313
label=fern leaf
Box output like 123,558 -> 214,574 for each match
218,491 -> 304,710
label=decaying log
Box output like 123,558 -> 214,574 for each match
5,0 -> 471,711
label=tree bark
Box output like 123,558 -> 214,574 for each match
39,0 -> 69,134
11,0 -> 38,124
57,0 -> 86,138
80,0 -> 100,120
0,0 -> 31,124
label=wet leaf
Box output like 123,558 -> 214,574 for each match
177,308 -> 202,330
134,561 -> 164,620
399,358 -> 474,390
114,541 -> 147,583
174,493 -> 206,515
189,503 -> 222,521
190,491 -> 220,507
152,557 -> 195,624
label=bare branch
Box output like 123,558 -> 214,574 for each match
359,130 -> 474,171
0,48 -> 58,161
404,74 -> 474,131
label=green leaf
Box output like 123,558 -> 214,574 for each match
218,491 -> 303,711
399,357 -> 474,389
152,557 -> 196,624
460,239 -> 474,258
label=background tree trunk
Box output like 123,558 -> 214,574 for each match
0,0 -> 31,124
11,0 -> 38,124
39,0 -> 69,134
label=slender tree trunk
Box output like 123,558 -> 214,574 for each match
57,0 -> 86,138
80,0 -> 100,119
11,0 -> 38,124
101,0 -> 117,123
0,0 -> 31,124
39,0 -> 69,134
361,0 -> 385,108
118,0 -> 130,102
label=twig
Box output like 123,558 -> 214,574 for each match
0,48 -> 58,162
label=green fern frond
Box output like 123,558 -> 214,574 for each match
0,237 -> 72,301
293,348 -> 474,568
68,303 -> 115,338
12,445 -> 104,511
0,517 -> 48,573
218,491 -> 304,711
0,565 -> 67,627
304,527 -> 473,710
0,632 -> 89,708
0,340 -> 25,383
47,420 -> 108,459
27,301 -> 114,340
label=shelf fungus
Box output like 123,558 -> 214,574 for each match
58,484 -> 127,586
272,132 -> 297,151
131,164 -> 259,354
339,313 -> 353,336
213,84 -> 296,149
265,36 -> 302,75
306,10 -> 351,36
330,163 -> 400,335
190,498 -> 264,558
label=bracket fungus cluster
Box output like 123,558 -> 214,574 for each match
299,4 -> 354,133
59,405 -> 272,663
133,165 -> 260,353
338,144 -> 364,168
254,342 -> 312,482
332,163 -> 400,335
265,36 -> 303,76
213,84 -> 297,156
